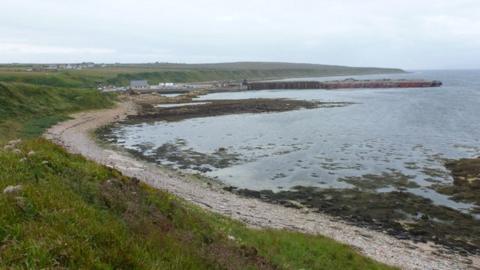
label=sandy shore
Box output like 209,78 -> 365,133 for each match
44,100 -> 479,270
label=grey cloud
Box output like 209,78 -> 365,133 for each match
0,0 -> 479,69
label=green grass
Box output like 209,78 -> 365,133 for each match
0,82 -> 115,141
0,139 -> 394,269
232,230 -> 383,269
21,115 -> 71,138
0,71 -> 87,88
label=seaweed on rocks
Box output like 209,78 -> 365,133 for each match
434,157 -> 480,213
338,172 -> 420,191
125,141 -> 242,172
228,185 -> 480,255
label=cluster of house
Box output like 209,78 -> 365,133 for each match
128,80 -> 226,90
26,62 -> 105,72
101,80 -> 245,92
100,80 -> 175,92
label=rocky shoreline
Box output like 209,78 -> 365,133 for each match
222,159 -> 480,255
227,182 -> 480,255
44,95 -> 480,269
434,157 -> 480,213
128,98 -> 350,123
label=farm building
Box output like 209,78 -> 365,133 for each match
130,80 -> 149,90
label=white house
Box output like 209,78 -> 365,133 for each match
158,82 -> 176,88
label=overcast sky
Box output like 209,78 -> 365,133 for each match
1,0 -> 479,69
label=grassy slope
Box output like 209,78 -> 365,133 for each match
0,82 -> 114,141
0,139 -> 392,269
0,71 -> 395,269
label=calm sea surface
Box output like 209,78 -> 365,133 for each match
105,70 -> 480,211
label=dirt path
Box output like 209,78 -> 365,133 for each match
44,101 -> 479,270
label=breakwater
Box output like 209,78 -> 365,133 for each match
247,79 -> 442,90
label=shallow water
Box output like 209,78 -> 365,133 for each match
104,70 -> 480,212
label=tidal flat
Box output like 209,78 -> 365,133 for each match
228,156 -> 480,254
99,70 -> 480,255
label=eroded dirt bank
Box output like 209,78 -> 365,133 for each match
44,96 -> 480,270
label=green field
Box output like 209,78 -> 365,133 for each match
0,65 -> 396,269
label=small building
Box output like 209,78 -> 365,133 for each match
158,82 -> 176,88
46,64 -> 59,70
130,80 -> 149,90
83,62 -> 95,68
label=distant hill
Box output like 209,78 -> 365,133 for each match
0,62 -> 405,88
113,61 -> 404,72
99,62 -> 404,85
